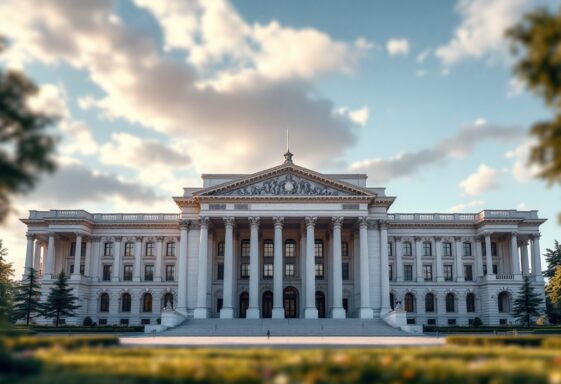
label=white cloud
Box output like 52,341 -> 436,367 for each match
386,38 -> 410,56
447,200 -> 485,213
336,106 -> 370,126
459,164 -> 500,196
505,140 -> 542,182
416,48 -> 431,63
27,83 -> 69,119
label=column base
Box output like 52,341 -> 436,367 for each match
194,307 -> 209,319
359,308 -> 374,319
219,307 -> 234,319
272,308 -> 285,319
331,307 -> 346,319
379,306 -> 391,316
513,274 -> 523,281
246,308 -> 260,319
304,307 -> 318,319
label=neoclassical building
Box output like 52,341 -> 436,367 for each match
21,152 -> 546,328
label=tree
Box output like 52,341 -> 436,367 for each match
544,240 -> 561,278
0,240 -> 15,323
41,271 -> 80,327
513,275 -> 544,327
12,267 -> 42,325
0,37 -> 57,223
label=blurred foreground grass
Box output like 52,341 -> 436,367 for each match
3,335 -> 561,383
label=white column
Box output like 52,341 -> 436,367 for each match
520,240 -> 530,276
415,237 -> 423,283
474,238 -> 483,280
45,232 -> 55,279
221,217 -> 235,318
84,238 -> 92,277
272,216 -> 285,319
511,232 -> 522,279
359,217 -> 373,319
33,240 -> 41,271
435,237 -> 443,282
112,237 -> 122,282
531,233 -> 543,280
304,216 -> 318,319
194,217 -> 210,318
133,236 -> 142,282
155,237 -> 163,282
177,221 -> 189,315
484,232 -> 494,278
247,216 -> 261,319
455,237 -> 464,282
71,233 -> 82,279
380,220 -> 390,314
24,234 -> 34,276
395,237 -> 403,282
331,217 -> 345,318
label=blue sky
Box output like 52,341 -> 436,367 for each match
0,0 -> 559,274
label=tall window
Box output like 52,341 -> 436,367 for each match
163,293 -> 174,309
404,265 -> 413,281
342,242 -> 349,257
145,242 -> 154,257
425,293 -> 435,313
443,242 -> 452,257
240,263 -> 249,279
464,265 -> 473,281
123,265 -> 133,281
165,265 -> 175,281
463,242 -> 472,257
100,293 -> 109,313
342,263 -> 350,280
315,263 -> 324,279
241,240 -> 250,257
423,242 -> 432,256
404,293 -> 415,312
285,263 -> 295,277
444,265 -> 453,281
389,264 -> 393,281
142,293 -> 152,312
263,240 -> 274,257
70,242 -> 86,257
388,242 -> 393,257
102,265 -> 112,281
104,242 -> 113,257
482,242 -> 497,256
121,293 -> 131,312
403,242 -> 412,256
144,265 -> 154,281
217,263 -> 224,280
217,241 -> 224,257
314,240 -> 324,258
446,293 -> 455,313
285,240 -> 296,257
423,265 -> 433,281
166,242 -> 176,257
263,263 -> 273,278
466,293 -> 475,313
124,242 -> 134,257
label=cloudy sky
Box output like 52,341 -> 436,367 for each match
1,0 -> 559,275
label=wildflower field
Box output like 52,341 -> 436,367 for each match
2,335 -> 561,383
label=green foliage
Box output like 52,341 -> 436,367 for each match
1,335 -> 118,352
544,240 -> 561,278
27,325 -> 143,333
473,317 -> 483,327
0,240 -> 15,322
12,267 -> 42,325
82,316 -> 92,326
0,40 -> 57,223
40,271 -> 80,327
546,266 -> 561,305
446,335 -> 546,347
513,276 -> 544,327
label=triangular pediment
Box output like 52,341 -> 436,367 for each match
196,162 -> 375,198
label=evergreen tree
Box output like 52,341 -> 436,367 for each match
544,240 -> 561,278
13,267 -> 42,325
513,275 -> 544,327
0,240 -> 15,322
41,271 -> 80,327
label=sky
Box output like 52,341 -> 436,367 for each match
0,0 -> 560,276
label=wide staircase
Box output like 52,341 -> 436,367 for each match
162,318 -> 408,337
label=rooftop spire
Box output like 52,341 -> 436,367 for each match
284,128 -> 293,163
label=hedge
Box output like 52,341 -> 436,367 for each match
446,335 -> 561,348
30,326 -> 143,333
1,335 -> 119,352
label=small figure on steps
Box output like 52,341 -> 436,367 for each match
267,330 -> 270,339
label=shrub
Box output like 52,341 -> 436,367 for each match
1,335 -> 119,352
446,335 -> 557,348
82,317 -> 93,326
473,317 -> 483,327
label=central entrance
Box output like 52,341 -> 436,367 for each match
283,287 -> 299,318
262,291 -> 273,318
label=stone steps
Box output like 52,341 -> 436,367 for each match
163,318 -> 408,337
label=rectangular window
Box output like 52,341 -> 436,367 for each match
443,242 -> 452,257
463,242 -> 472,257
144,265 -> 154,281
388,242 -> 393,257
493,264 -> 498,274
240,263 -> 249,279
217,263 -> 224,280
166,242 -> 176,257
165,265 -> 175,281
285,263 -> 295,277
285,240 -> 295,257
70,242 -> 86,257
448,319 -> 457,326
427,319 -> 436,325
145,242 -> 154,257
120,319 -> 129,326
241,240 -> 250,257
104,242 -> 113,257
263,263 -> 273,278
342,242 -> 349,257
315,263 -> 324,279
389,264 -> 393,281
404,265 -> 413,281
79,264 -> 84,275
69,264 -> 74,274
464,265 -> 473,281
314,240 -> 324,258
124,242 -> 134,257
403,242 -> 412,256
217,241 -> 224,257
217,298 -> 223,313
98,319 -> 107,325
141,319 -> 150,325
263,240 -> 274,257
482,242 -> 498,257
102,265 -> 112,281
423,265 -> 433,281
407,318 -> 416,325
483,264 -> 487,275
444,264 -> 453,281
123,265 -> 133,281
423,242 -> 432,257
342,263 -> 350,280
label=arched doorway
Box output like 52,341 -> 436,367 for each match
315,291 -> 326,318
239,292 -> 249,318
498,291 -> 511,313
262,291 -> 273,318
283,287 -> 298,318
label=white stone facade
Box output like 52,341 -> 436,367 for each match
21,154 -> 547,327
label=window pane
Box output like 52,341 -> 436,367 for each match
342,263 -> 349,280
342,242 -> 349,257
102,265 -> 112,281
104,242 -> 113,256
123,265 -> 133,281
464,265 -> 473,281
463,242 -> 472,257
165,265 -> 175,281
241,240 -> 250,257
314,240 -> 323,258
263,263 -> 273,278
240,263 -> 249,279
145,242 -> 154,257
285,263 -> 295,277
125,242 -> 134,257
404,265 -> 413,281
315,263 -> 324,279
285,240 -> 295,257
444,265 -> 453,281
217,242 -> 224,257
217,263 -> 224,280
263,240 -> 274,257
144,265 -> 154,281
166,242 -> 176,257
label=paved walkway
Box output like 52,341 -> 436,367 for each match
120,335 -> 445,347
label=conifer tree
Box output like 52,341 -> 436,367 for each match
0,240 -> 15,322
13,267 -> 42,325
41,271 -> 80,327
513,275 -> 544,327
544,240 -> 561,278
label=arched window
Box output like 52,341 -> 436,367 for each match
404,293 -> 415,312
163,293 -> 174,309
498,291 -> 511,313
390,293 -> 395,310
100,293 -> 109,313
121,293 -> 131,312
142,293 -> 152,313
285,239 -> 296,257
425,293 -> 435,313
466,293 -> 475,313
446,293 -> 455,313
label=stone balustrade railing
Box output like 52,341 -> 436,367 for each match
387,210 -> 538,222
28,210 -> 180,222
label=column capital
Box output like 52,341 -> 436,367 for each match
248,216 -> 260,228
25,233 -> 34,240
223,216 -> 236,228
135,236 -> 143,242
305,216 -> 317,228
273,216 -> 284,228
414,236 -> 422,242
200,216 -> 210,228
434,236 -> 442,242
90,236 -> 102,242
358,216 -> 369,229
453,236 -> 462,242
332,216 -> 344,228
482,231 -> 492,238
156,236 -> 165,242
530,232 -> 541,240
179,219 -> 190,229
114,236 -> 123,242
518,239 -> 529,246
377,219 -> 388,230
511,231 -> 519,237
74,231 -> 84,238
